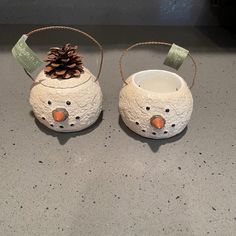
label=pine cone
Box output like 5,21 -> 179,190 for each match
44,44 -> 84,79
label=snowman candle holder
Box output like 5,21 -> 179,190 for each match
12,26 -> 103,132
119,41 -> 197,139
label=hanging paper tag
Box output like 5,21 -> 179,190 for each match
12,35 -> 43,73
164,43 -> 189,70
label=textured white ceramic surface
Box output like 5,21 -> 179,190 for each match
29,68 -> 103,132
119,70 -> 193,139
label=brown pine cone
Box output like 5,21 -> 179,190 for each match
44,44 -> 84,79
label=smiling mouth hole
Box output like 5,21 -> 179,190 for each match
41,115 -> 80,127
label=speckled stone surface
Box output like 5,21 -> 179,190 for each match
0,26 -> 235,236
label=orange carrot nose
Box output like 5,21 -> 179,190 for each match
52,108 -> 68,122
150,115 -> 165,129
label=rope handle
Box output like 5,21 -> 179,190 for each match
24,25 -> 103,81
119,41 -> 197,89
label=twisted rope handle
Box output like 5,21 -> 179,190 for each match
119,41 -> 197,89
24,25 -> 103,81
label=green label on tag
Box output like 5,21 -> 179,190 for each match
12,35 -> 43,73
164,43 -> 189,70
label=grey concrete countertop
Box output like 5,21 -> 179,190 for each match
0,26 -> 235,236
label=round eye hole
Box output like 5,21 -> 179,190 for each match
66,101 -> 71,105
48,101 -> 52,105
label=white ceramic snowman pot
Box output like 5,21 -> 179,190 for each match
30,67 -> 102,132
12,26 -> 103,132
119,42 -> 197,139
